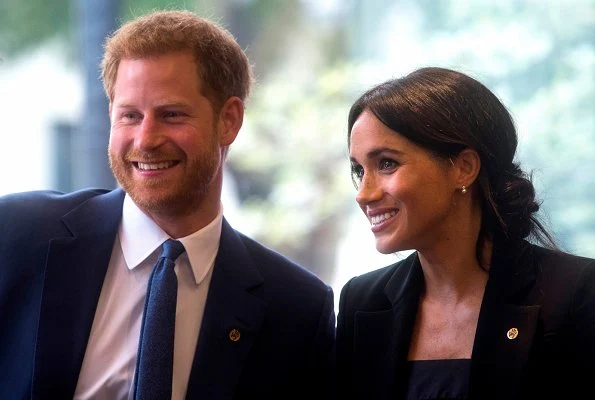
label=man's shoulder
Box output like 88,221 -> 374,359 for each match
0,188 -> 114,224
228,226 -> 330,289
0,188 -> 111,208
236,229 -> 313,270
224,227 -> 335,331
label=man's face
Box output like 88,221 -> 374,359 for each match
108,51 -> 222,220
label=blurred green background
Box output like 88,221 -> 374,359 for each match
1,0 -> 594,301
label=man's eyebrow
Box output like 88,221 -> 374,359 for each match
112,102 -> 136,108
154,101 -> 191,108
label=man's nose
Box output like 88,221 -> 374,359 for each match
135,115 -> 165,150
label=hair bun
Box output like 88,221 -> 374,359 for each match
496,164 -> 540,239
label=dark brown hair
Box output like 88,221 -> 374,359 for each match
348,67 -> 556,259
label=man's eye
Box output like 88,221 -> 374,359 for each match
122,112 -> 140,120
163,111 -> 183,118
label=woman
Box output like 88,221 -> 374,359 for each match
336,67 -> 595,400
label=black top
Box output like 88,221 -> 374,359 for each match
405,359 -> 471,400
336,244 -> 595,399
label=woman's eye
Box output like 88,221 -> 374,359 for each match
350,164 -> 364,188
379,158 -> 397,170
351,165 -> 363,179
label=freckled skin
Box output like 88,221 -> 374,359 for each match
349,110 -> 459,254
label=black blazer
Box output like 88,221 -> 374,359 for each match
336,239 -> 595,399
0,188 -> 336,400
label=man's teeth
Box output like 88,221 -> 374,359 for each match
137,162 -> 174,170
370,211 -> 397,226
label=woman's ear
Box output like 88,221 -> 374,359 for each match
217,96 -> 244,146
453,148 -> 481,188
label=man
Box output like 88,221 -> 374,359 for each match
0,10 -> 335,400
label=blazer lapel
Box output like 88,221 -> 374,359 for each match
470,241 -> 540,399
185,219 -> 266,400
353,253 -> 423,400
32,189 -> 125,399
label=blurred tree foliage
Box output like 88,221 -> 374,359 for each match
413,0 -> 595,256
0,0 -> 71,56
1,0 -> 593,284
228,0 -> 595,282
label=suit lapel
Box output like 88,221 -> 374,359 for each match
185,219 -> 266,400
470,241 -> 540,399
353,254 -> 423,400
32,189 -> 125,399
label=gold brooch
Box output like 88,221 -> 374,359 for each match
228,328 -> 241,342
506,327 -> 519,340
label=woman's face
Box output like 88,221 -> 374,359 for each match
349,110 -> 460,254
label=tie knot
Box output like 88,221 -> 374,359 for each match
161,239 -> 186,262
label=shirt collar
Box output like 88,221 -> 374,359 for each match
119,194 -> 223,285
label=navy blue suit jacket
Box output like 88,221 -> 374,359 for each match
0,188 -> 336,399
336,240 -> 595,399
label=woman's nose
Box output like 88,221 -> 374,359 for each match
355,173 -> 382,206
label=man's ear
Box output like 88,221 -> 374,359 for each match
453,148 -> 481,188
217,96 -> 244,146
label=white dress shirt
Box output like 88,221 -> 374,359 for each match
74,194 -> 222,400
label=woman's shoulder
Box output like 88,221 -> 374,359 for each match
527,243 -> 595,301
531,243 -> 595,274
348,251 -> 416,283
339,251 -> 419,306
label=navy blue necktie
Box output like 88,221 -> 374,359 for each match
134,239 -> 186,400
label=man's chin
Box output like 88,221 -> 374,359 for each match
125,186 -> 177,212
130,188 -> 207,217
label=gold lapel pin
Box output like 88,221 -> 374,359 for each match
506,327 -> 519,340
228,328 -> 241,342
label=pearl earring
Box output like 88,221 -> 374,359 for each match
461,185 -> 467,194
